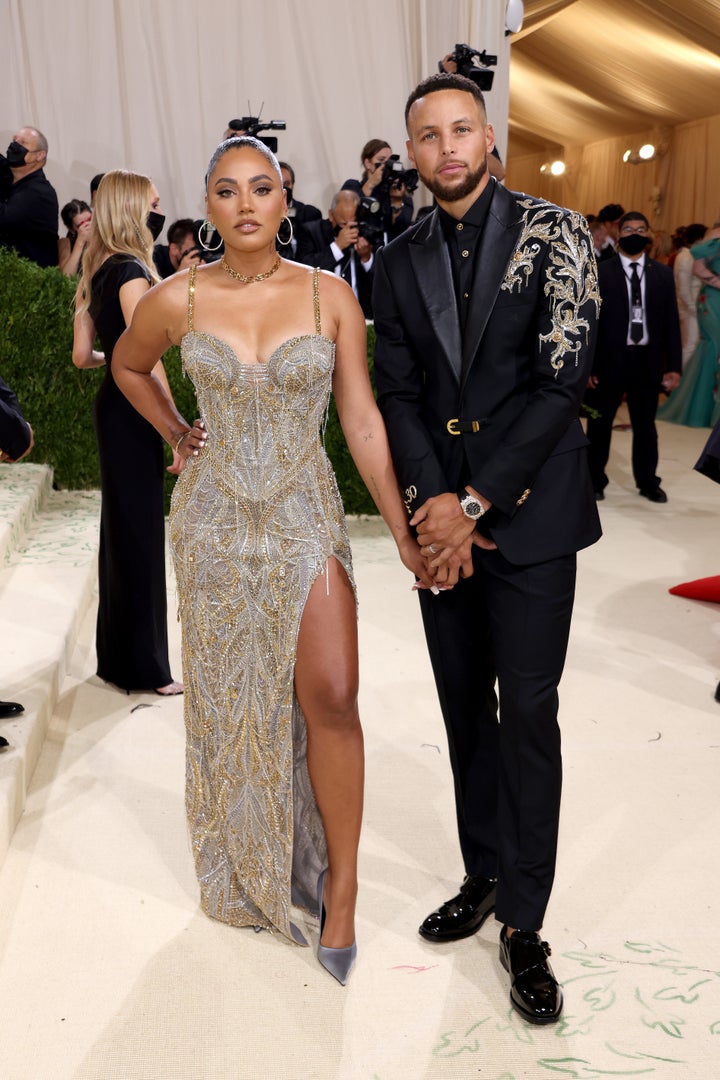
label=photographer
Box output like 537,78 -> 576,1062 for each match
296,190 -> 374,317
0,125 -> 59,267
342,139 -> 414,240
153,217 -> 203,278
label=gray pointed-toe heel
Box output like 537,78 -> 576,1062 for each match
316,869 -> 357,986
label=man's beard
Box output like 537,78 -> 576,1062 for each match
420,156 -> 488,203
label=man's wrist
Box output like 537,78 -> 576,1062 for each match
458,487 -> 488,520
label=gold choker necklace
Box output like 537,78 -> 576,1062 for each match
220,254 -> 281,284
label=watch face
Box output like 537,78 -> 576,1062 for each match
463,498 -> 483,518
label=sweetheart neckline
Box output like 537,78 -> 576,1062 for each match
181,329 -> 335,369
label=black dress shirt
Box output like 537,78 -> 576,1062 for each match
437,180 -> 494,334
0,168 -> 59,268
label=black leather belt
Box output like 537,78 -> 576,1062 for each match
446,418 -> 484,435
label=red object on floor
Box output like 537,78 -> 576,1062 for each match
669,575 -> 720,602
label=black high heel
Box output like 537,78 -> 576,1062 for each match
316,869 -> 357,986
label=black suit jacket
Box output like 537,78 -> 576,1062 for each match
296,218 -> 374,317
0,374 -> 31,460
593,254 -> 682,384
373,180 -> 602,566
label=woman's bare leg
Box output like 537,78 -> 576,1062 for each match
294,558 -> 363,949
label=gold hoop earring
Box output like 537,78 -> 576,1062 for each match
198,220 -> 223,252
276,216 -> 294,247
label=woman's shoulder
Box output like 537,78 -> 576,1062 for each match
93,252 -> 150,287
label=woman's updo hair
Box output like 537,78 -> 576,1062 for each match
205,136 -> 282,191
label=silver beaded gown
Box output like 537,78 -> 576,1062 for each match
170,265 -> 355,944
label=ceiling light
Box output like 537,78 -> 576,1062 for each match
623,149 -> 632,162
550,160 -> 566,176
639,143 -> 655,160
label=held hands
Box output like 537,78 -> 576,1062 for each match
410,492 -> 498,589
168,418 -> 207,475
662,371 -> 681,392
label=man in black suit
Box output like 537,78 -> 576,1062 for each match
0,126 -> 59,268
0,373 -> 33,736
373,73 -> 601,1025
586,211 -> 682,502
296,190 -> 374,317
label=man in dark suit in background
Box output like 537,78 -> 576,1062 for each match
586,210 -> 682,503
296,190 -> 374,317
373,73 -> 601,1025
0,373 -> 33,736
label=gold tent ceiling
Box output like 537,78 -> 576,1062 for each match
509,0 -> 720,156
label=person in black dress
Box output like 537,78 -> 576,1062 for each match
72,170 -> 182,695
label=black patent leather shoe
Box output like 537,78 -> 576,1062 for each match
0,700 -> 24,719
499,927 -> 563,1024
639,487 -> 668,503
419,875 -> 497,942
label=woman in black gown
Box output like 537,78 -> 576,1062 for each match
72,170 -> 182,694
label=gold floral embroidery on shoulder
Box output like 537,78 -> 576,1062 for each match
501,201 -> 601,378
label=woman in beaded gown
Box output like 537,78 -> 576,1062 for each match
113,137 -> 433,981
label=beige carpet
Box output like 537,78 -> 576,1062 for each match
1,412 -> 719,1080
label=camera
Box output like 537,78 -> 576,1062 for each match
373,154 -> 419,199
191,218 -> 222,263
356,196 -> 385,247
442,44 -> 497,91
227,116 -> 286,154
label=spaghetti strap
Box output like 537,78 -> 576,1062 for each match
188,264 -> 197,333
313,267 -> 322,336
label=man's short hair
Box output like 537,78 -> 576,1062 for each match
618,211 -> 649,231
90,173 -> 105,195
597,203 -> 624,223
278,161 -> 295,185
32,128 -> 48,153
167,218 -> 195,246
404,73 -> 487,127
330,190 -> 360,213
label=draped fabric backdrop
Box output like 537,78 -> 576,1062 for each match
1,0 -> 511,233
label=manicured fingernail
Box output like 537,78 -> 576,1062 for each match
430,585 -> 440,595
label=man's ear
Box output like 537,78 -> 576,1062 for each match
485,123 -> 495,156
406,138 -> 415,166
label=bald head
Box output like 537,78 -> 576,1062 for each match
330,190 -> 360,215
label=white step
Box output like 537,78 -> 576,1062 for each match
0,483 -> 100,865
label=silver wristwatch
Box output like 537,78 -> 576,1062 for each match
459,489 -> 485,520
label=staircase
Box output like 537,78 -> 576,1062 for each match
0,463 -> 100,865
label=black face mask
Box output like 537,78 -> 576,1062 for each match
618,233 -> 650,257
5,140 -> 29,167
146,210 -> 165,240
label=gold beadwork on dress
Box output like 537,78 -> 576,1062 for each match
500,201 -> 600,378
170,267 -> 354,945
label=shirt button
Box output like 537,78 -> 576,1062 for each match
463,292 -> 469,299
456,223 -> 464,231
461,249 -> 470,258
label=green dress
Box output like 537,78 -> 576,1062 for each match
657,236 -> 720,428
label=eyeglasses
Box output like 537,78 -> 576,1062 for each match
620,226 -> 648,235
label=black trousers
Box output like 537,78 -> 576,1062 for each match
418,544 -> 577,931
586,349 -> 662,493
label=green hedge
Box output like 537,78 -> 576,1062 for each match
0,247 -> 377,514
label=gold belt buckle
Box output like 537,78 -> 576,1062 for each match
446,418 -> 480,435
